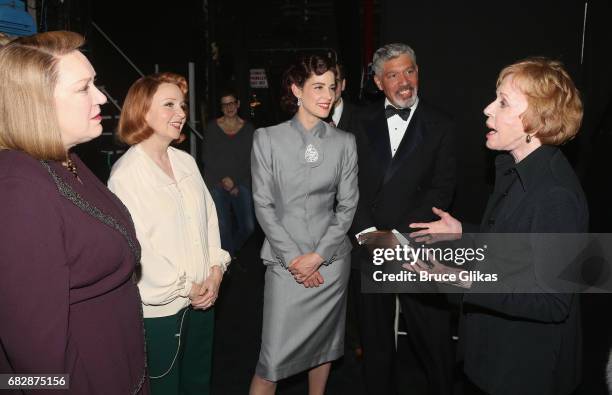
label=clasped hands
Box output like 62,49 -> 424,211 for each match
221,176 -> 239,196
288,252 -> 325,288
189,266 -> 224,310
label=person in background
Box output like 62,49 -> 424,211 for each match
329,63 -> 360,133
328,62 -> 363,359
249,54 -> 358,395
0,31 -> 148,394
108,72 -> 230,395
203,88 -> 256,258
410,58 -> 587,395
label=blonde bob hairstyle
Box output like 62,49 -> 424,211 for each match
0,30 -> 84,160
117,72 -> 188,146
498,57 -> 583,146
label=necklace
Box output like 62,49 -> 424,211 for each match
62,158 -> 78,178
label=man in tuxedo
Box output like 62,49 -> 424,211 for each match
330,64 -> 359,134
351,43 -> 456,395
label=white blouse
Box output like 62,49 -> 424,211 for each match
108,144 -> 230,318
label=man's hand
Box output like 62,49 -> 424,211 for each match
288,253 -> 325,283
358,230 -> 399,250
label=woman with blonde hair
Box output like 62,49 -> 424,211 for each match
0,31 -> 148,394
108,72 -> 230,395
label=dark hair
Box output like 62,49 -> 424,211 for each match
336,63 -> 346,81
280,53 -> 336,114
219,87 -> 238,103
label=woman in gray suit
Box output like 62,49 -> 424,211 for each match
249,54 -> 359,395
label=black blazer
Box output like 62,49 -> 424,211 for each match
461,145 -> 589,395
350,99 -> 456,237
336,100 -> 360,135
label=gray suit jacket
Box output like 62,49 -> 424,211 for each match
251,117 -> 358,267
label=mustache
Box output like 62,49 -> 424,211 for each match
396,84 -> 414,92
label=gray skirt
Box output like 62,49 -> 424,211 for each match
255,256 -> 351,381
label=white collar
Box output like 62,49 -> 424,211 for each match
332,99 -> 344,125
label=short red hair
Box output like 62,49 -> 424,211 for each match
497,58 -> 582,146
118,72 -> 188,145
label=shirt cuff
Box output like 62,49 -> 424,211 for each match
391,229 -> 410,246
356,227 -> 378,245
211,248 -> 232,273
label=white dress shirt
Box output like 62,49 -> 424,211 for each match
385,97 -> 419,157
356,97 -> 419,241
331,99 -> 344,126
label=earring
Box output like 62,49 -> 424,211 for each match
297,97 -> 302,106
526,134 -> 532,143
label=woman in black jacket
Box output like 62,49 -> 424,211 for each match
409,58 -> 588,395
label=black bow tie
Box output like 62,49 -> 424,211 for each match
385,105 -> 411,121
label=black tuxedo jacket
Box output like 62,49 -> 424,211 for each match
350,99 -> 456,237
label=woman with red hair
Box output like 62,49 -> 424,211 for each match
108,72 -> 230,395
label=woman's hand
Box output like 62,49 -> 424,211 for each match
409,207 -> 462,244
189,282 -> 202,301
191,266 -> 224,310
288,253 -> 325,283
302,271 -> 324,288
221,176 -> 235,192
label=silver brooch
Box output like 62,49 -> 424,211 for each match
304,144 -> 319,163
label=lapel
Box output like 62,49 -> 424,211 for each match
337,101 -> 352,131
383,104 -> 424,184
337,103 -> 348,130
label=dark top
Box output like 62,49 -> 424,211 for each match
329,99 -> 361,135
337,100 -> 360,134
462,145 -> 588,395
0,150 -> 149,395
202,119 -> 255,189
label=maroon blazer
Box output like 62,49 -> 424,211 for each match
0,150 -> 149,394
